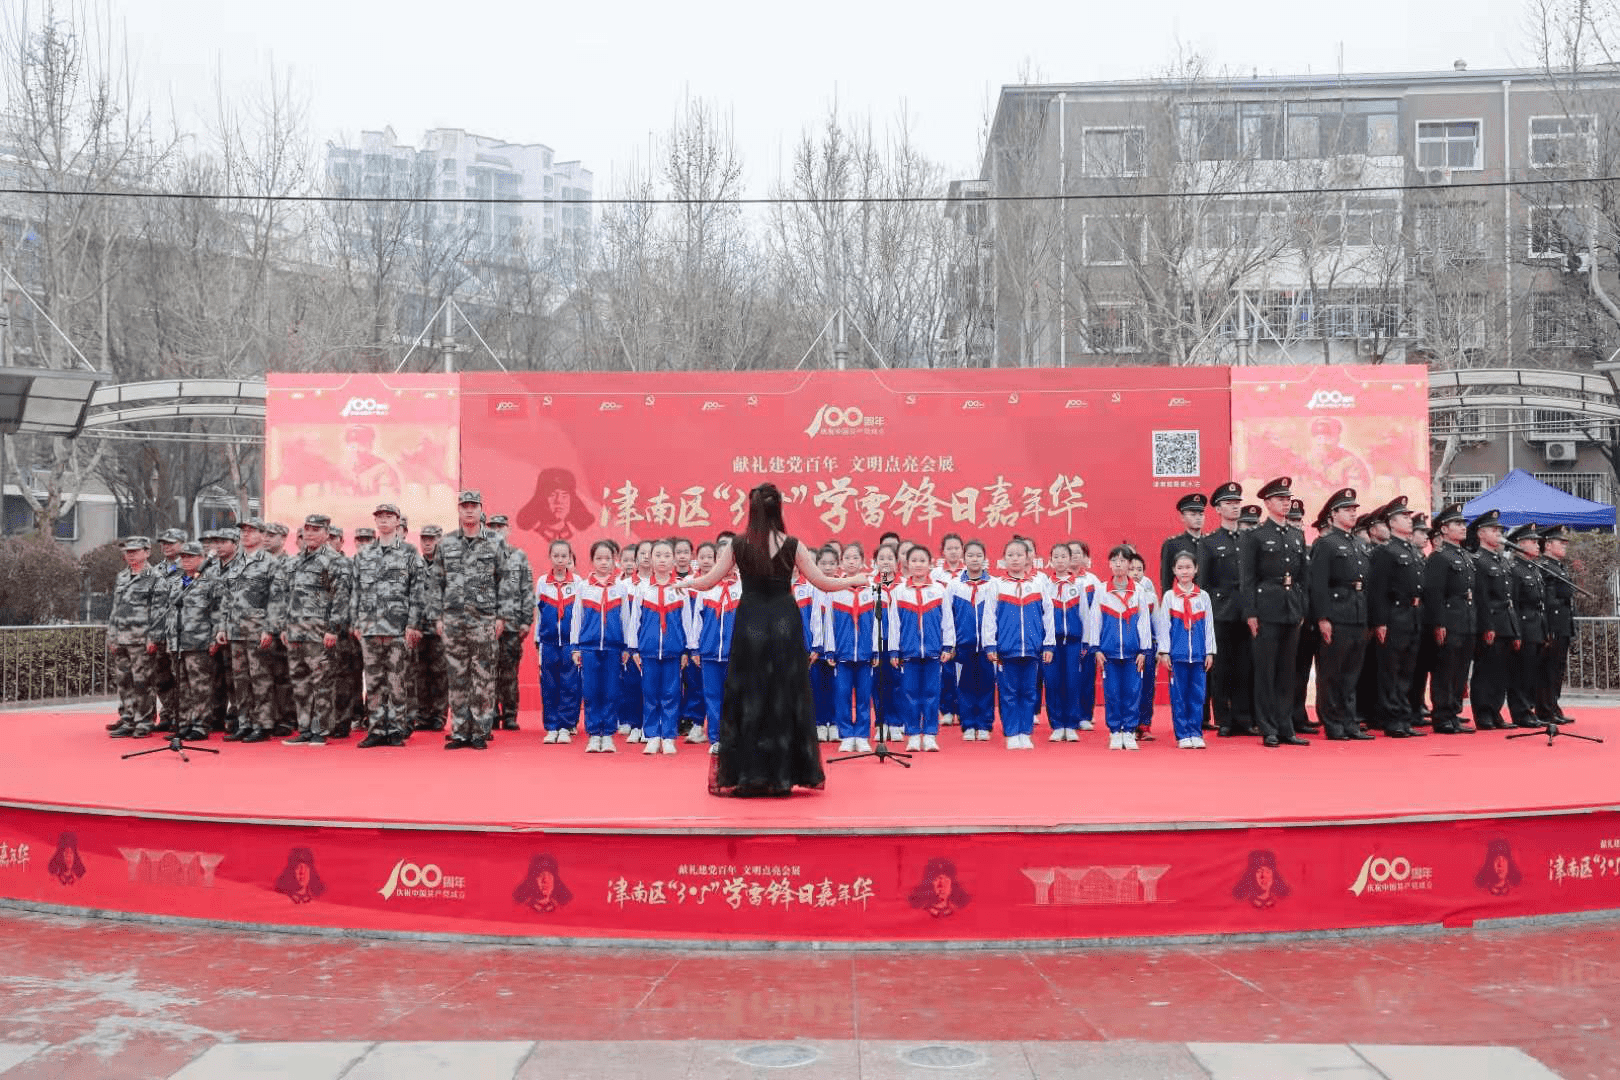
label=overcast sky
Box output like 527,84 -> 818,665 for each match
106,0 -> 1530,194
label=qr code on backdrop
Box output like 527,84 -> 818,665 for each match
1152,430 -> 1201,477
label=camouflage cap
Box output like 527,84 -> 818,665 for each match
178,541 -> 204,557
328,525 -> 344,539
398,515 -> 409,530
239,518 -> 265,532
158,528 -> 187,545
217,527 -> 240,543
120,535 -> 151,552
199,529 -> 221,542
420,524 -> 443,539
268,522 -> 289,537
373,503 -> 402,517
354,526 -> 376,540
304,514 -> 331,529
487,514 -> 509,528
458,489 -> 483,505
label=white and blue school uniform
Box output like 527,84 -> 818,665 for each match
947,572 -> 998,734
873,577 -> 903,734
1087,580 -> 1154,733
534,571 -> 584,733
686,576 -> 743,743
1154,583 -> 1217,743
678,571 -> 706,734
1073,570 -> 1103,726
569,574 -> 629,738
625,576 -> 689,741
617,572 -> 645,733
794,575 -> 834,734
1045,573 -> 1088,734
1132,577 -> 1159,730
980,574 -> 1055,738
931,563 -> 967,718
821,583 -> 880,739
888,578 -> 957,737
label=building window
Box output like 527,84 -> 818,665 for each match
2,494 -> 76,539
1284,99 -> 1399,158
1441,474 -> 1493,502
1416,120 -> 1483,171
1081,127 -> 1145,177
1431,409 -> 1488,442
1528,204 -> 1587,260
1083,302 -> 1144,353
1414,200 -> 1488,260
1534,471 -> 1609,503
1417,293 -> 1490,351
1531,292 -> 1597,348
1082,214 -> 1142,265
1530,115 -> 1594,167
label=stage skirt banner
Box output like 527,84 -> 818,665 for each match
1230,365 -> 1431,524
458,369 -> 1233,565
263,374 -> 462,537
3,806 -> 1615,942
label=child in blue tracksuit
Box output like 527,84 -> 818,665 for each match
1128,551 -> 1159,740
570,540 -> 629,753
932,533 -> 968,726
534,540 -> 584,743
686,560 -> 743,754
1087,545 -> 1154,750
1070,541 -> 1102,731
625,539 -> 688,755
948,540 -> 998,741
822,541 -> 880,753
1154,550 -> 1216,749
889,545 -> 956,752
800,547 -> 837,742
617,543 -> 647,739
675,537 -> 705,738
981,539 -> 1055,750
871,544 -> 904,741
1045,542 -> 1088,742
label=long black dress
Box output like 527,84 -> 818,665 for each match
708,535 -> 826,798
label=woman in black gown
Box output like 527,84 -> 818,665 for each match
682,484 -> 868,797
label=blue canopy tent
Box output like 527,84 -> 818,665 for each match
1460,469 -> 1616,530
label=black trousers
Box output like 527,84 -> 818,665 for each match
1252,621 -> 1301,740
1470,635 -> 1514,727
1409,632 -> 1437,720
1293,621 -> 1318,729
1430,631 -> 1472,730
1376,623 -> 1421,732
1315,622 -> 1368,738
1507,638 -> 1544,724
1536,634 -> 1571,721
1209,621 -> 1255,733
1356,636 -> 1380,725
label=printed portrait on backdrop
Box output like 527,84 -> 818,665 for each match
512,854 -> 573,914
1475,839 -> 1523,897
516,468 -> 594,544
47,832 -> 85,886
1232,850 -> 1291,910
274,847 -> 325,905
907,857 -> 971,919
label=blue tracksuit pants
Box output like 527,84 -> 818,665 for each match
1168,660 -> 1206,741
1077,645 -> 1098,724
579,650 -> 621,737
539,650 -> 581,732
681,661 -> 704,729
618,657 -> 642,732
939,655 -> 959,717
811,660 -> 835,730
1104,656 -> 1142,733
1137,647 -> 1157,729
956,648 -> 995,732
833,661 -> 873,739
639,656 -> 681,740
898,658 -> 942,736
700,659 -> 728,742
1043,641 -> 1082,731
996,656 -> 1039,737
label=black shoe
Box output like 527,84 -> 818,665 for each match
1327,733 -> 1349,741
1280,735 -> 1311,746
105,719 -> 123,731
357,731 -> 390,748
1347,732 -> 1375,741
223,728 -> 248,742
388,733 -> 409,747
1297,723 -> 1323,734
183,729 -> 211,742
1386,728 -> 1412,738
1456,724 -> 1477,734
1515,718 -> 1546,729
154,719 -> 176,733
1405,727 -> 1427,737
499,717 -> 520,731
1263,735 -> 1281,747
1433,723 -> 1460,734
272,725 -> 295,738
307,734 -> 327,746
239,727 -> 269,744
328,723 -> 351,739
468,736 -> 489,750
1556,713 -> 1577,725
108,722 -> 138,738
1218,726 -> 1233,737
445,737 -> 469,750
283,732 -> 315,745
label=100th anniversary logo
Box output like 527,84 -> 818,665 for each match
379,859 -> 467,901
1348,853 -> 1433,897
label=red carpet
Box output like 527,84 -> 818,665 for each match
4,708 -> 1616,831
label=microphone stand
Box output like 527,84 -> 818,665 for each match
829,574 -> 913,768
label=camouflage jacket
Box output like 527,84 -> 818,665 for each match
160,572 -> 224,652
107,565 -> 165,647
502,542 -> 536,633
429,527 -> 520,624
350,538 -> 427,637
269,545 -> 353,642
218,550 -> 279,641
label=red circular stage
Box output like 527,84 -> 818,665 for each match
2,709 -> 1617,944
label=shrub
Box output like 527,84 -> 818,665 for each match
0,535 -> 82,625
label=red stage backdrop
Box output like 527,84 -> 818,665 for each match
1230,365 -> 1431,524
264,374 -> 462,541
458,369 -> 1233,565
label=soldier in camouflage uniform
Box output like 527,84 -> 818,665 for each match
430,491 -> 520,750
413,524 -> 450,731
353,504 -> 426,748
107,537 -> 165,738
206,528 -> 240,732
487,514 -> 534,731
159,542 -> 225,741
148,528 -> 188,732
263,523 -> 297,735
323,525 -> 365,737
217,520 -> 280,743
271,514 -> 353,746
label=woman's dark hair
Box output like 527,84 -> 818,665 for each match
964,539 -> 986,556
716,530 -> 736,544
274,847 -> 325,900
1004,538 -> 1030,556
907,544 -> 933,563
672,536 -> 692,553
649,538 -> 674,555
696,541 -> 717,559
1173,551 -> 1197,567
743,483 -> 787,559
635,540 -> 653,556
589,539 -> 617,560
878,531 -> 901,547
549,539 -> 573,557
1128,551 -> 1146,568
818,545 -> 840,562
1049,542 -> 1071,558
1071,539 -> 1091,557
841,540 -> 865,560
1107,544 -> 1134,563
874,543 -> 900,563
941,533 -> 964,551
512,853 -> 574,908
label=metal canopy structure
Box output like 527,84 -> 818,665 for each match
0,367 -> 107,437
81,379 -> 267,443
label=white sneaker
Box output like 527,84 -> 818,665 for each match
1021,734 -> 1036,749
601,737 -> 617,753
974,729 -> 989,741
1108,732 -> 1124,750
543,730 -> 560,744
889,725 -> 905,741
1123,733 -> 1139,750
557,729 -> 573,743
627,729 -> 644,743
839,738 -> 855,752
643,737 -> 661,755
1005,735 -> 1018,749
586,735 -> 601,752
617,724 -> 631,736
816,725 -> 830,742
1066,729 -> 1081,742
855,739 -> 873,752
940,713 -> 957,726
1177,738 -> 1192,749
709,743 -> 720,755
662,739 -> 677,755
1049,728 -> 1065,742
1192,737 -> 1207,749
685,729 -> 706,743
923,735 -> 939,752
1079,719 -> 1094,731
906,735 -> 922,752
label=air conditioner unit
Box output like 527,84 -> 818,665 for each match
1566,251 -> 1592,274
1423,167 -> 1453,186
1544,440 -> 1579,461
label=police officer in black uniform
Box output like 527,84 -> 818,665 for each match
1536,524 -> 1578,724
1240,477 -> 1310,748
1290,499 -> 1323,735
1468,509 -> 1520,731
1422,504 -> 1476,735
1407,512 -> 1436,725
1197,482 -> 1254,737
1309,488 -> 1374,741
1352,509 -> 1384,729
1368,496 -> 1427,738
1160,493 -> 1206,596
1505,522 -> 1548,729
